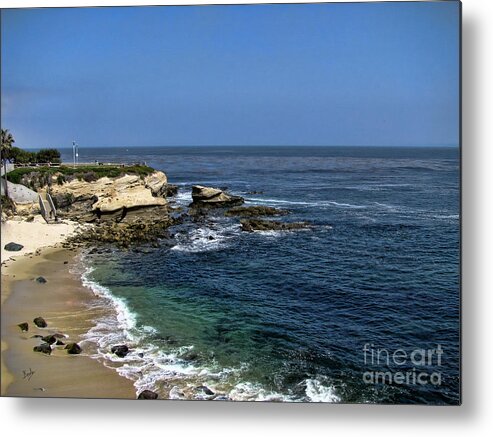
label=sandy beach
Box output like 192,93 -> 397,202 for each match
1,217 -> 136,398
1,215 -> 78,262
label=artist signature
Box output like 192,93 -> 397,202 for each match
22,368 -> 36,381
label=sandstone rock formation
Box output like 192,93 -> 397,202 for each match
50,171 -> 169,221
191,185 -> 244,208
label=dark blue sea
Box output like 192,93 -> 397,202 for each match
60,146 -> 460,404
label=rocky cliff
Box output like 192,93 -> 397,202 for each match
50,171 -> 169,222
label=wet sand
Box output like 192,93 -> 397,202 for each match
1,247 -> 136,399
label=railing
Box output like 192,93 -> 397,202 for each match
38,192 -> 57,223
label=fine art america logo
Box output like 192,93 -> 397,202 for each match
362,344 -> 443,386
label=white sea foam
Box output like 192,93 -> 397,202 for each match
345,183 -> 413,192
171,223 -> 240,253
76,256 -> 245,398
228,382 -> 294,402
255,230 -> 284,238
304,378 -> 340,403
80,264 -> 137,342
171,190 -> 192,205
77,253 -> 342,402
432,214 -> 459,220
246,197 -> 366,209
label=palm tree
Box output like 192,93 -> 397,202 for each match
1,128 -> 15,197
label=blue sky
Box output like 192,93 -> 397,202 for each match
1,2 -> 460,148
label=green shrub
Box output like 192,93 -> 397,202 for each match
9,147 -> 37,164
7,165 -> 155,188
36,148 -> 61,164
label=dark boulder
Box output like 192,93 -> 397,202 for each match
41,335 -> 59,345
166,184 -> 179,197
35,276 -> 47,284
33,317 -> 48,328
225,205 -> 289,217
196,385 -> 215,396
4,242 -> 23,252
17,322 -> 29,332
65,342 -> 82,354
240,219 -> 311,233
33,343 -> 52,355
180,350 -> 199,361
41,335 -> 56,345
56,339 -> 65,346
111,345 -> 130,358
137,390 -> 158,400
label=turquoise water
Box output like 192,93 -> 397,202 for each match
64,146 -> 460,404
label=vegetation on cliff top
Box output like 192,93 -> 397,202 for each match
7,164 -> 155,186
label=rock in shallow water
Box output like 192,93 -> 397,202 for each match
33,317 -> 47,328
180,350 -> 199,361
41,334 -> 65,345
35,276 -> 47,284
65,342 -> 82,354
33,343 -> 52,355
137,390 -> 158,400
240,219 -> 311,232
225,205 -> 288,217
166,184 -> 179,197
4,242 -> 23,251
196,385 -> 215,396
111,345 -> 130,358
17,322 -> 29,332
41,335 -> 58,345
190,185 -> 244,208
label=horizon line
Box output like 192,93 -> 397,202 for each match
21,144 -> 460,150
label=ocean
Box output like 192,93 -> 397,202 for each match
60,146 -> 460,404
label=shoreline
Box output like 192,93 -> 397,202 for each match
1,241 -> 136,398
